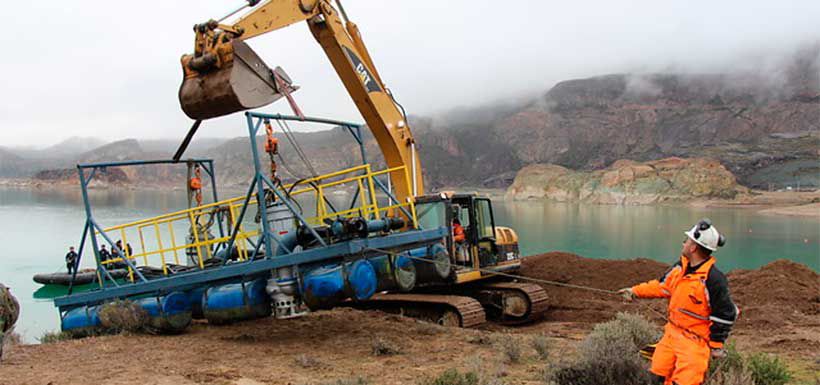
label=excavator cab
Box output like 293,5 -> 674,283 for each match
178,22 -> 298,120
415,193 -> 521,277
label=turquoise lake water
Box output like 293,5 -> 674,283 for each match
0,187 -> 817,342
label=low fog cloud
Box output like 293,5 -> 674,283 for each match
1,0 -> 818,147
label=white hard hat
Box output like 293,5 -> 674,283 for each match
684,218 -> 726,251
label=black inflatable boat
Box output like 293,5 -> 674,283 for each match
33,269 -> 129,286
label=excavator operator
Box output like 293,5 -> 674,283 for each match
452,218 -> 465,243
618,219 -> 737,385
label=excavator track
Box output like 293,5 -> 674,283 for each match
466,281 -> 549,325
352,293 -> 486,328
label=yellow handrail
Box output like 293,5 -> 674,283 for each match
95,164 -> 416,281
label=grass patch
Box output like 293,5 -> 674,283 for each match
467,333 -> 495,346
547,313 -> 661,385
98,300 -> 148,333
745,353 -> 792,385
495,334 -> 521,364
415,321 -> 444,336
293,353 -> 323,368
465,354 -> 508,385
38,330 -> 75,344
419,369 -> 480,385
531,334 -> 551,361
704,344 -> 793,385
544,314 -> 795,385
319,378 -> 369,385
371,337 -> 402,356
420,366 -> 508,385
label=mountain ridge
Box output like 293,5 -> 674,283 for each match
5,44 -> 819,191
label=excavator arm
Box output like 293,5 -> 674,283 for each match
179,0 -> 423,204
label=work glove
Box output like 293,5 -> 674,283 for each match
710,348 -> 727,359
617,288 -> 635,302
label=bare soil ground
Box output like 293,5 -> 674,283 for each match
1,252 -> 817,385
693,190 -> 820,218
758,202 -> 820,218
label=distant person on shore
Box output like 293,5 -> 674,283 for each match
65,246 -> 78,275
99,244 -> 111,266
0,283 -> 20,361
618,219 -> 736,385
112,240 -> 133,268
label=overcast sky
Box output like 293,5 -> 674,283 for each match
2,1 -> 819,147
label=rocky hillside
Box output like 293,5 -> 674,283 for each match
426,44 -> 820,189
0,148 -> 29,177
506,157 -> 749,204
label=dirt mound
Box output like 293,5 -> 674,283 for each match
727,259 -> 820,330
520,252 -> 669,324
519,252 -> 820,333
521,252 -> 668,291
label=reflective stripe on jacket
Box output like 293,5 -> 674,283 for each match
632,255 -> 737,348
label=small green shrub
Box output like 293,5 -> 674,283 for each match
704,344 -> 792,385
548,313 -> 659,385
531,334 -> 551,360
578,312 -> 661,361
98,300 -> 148,333
496,334 -> 521,364
371,337 -> 401,356
464,355 -> 507,385
419,369 -> 480,385
38,330 -> 74,344
746,353 -> 791,385
551,359 -> 655,385
706,365 -> 755,385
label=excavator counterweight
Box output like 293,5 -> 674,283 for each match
179,39 -> 297,120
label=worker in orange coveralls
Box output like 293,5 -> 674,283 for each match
619,219 -> 737,385
452,218 -> 465,243
189,165 -> 203,206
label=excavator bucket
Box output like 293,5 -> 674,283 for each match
179,39 -> 297,120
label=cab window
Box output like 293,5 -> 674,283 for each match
475,199 -> 495,239
415,201 -> 446,229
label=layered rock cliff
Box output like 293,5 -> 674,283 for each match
506,157 -> 749,204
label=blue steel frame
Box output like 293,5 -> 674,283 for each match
56,112 -> 442,311
69,158 -> 218,294
251,113 -> 414,221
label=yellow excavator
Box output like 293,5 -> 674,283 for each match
178,0 -> 547,327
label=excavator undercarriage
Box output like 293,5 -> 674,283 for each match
350,281 -> 548,328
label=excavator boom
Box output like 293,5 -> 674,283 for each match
179,0 -> 422,204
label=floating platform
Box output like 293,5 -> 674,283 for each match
52,113 -> 449,332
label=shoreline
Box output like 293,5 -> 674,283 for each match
502,189 -> 820,218
3,179 -> 818,218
